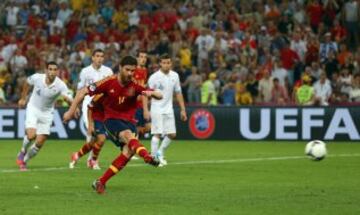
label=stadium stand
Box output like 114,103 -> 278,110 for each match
0,0 -> 359,106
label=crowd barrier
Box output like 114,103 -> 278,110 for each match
0,106 -> 359,141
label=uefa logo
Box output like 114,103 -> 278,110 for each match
189,109 -> 215,139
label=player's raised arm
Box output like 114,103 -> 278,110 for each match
63,87 -> 89,122
142,90 -> 163,100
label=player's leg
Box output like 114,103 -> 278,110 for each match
157,113 -> 177,166
23,113 -> 52,166
70,109 -> 95,169
17,128 -> 36,166
93,144 -> 133,194
150,111 -> 163,156
70,138 -> 95,169
93,120 -> 159,194
90,130 -> 106,170
17,106 -> 38,165
23,134 -> 48,164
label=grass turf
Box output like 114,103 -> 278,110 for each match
0,140 -> 359,215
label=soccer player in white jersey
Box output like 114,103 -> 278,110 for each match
70,49 -> 113,169
147,54 -> 187,166
16,61 -> 73,171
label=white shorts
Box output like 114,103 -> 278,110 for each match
25,105 -> 53,135
151,112 -> 176,135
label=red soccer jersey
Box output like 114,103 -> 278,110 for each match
88,94 -> 105,122
88,75 -> 147,124
133,67 -> 148,108
133,67 -> 148,87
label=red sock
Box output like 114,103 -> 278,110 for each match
99,153 -> 130,185
128,139 -> 152,163
78,143 -> 92,157
92,142 -> 104,160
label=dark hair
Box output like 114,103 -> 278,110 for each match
92,49 -> 104,56
46,61 -> 58,68
159,53 -> 171,62
273,78 -> 279,82
120,55 -> 137,66
136,50 -> 147,57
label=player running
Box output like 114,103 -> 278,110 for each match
63,56 -> 162,194
16,61 -> 73,171
69,94 -> 106,169
71,49 -> 113,169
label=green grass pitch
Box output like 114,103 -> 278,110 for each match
0,140 -> 360,215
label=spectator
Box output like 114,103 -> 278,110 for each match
6,2 -> 19,27
324,50 -> 339,79
271,78 -> 289,105
313,72 -> 332,106
9,49 -> 28,77
183,66 -> 202,104
349,74 -> 360,102
319,32 -> 338,63
342,0 -> 359,49
337,43 -> 352,66
280,41 -> 300,85
271,59 -> 288,87
339,68 -> 353,96
47,13 -> 64,35
258,70 -> 273,102
201,72 -> 217,105
178,42 -> 192,69
195,28 -> 214,70
235,82 -> 252,105
221,82 -> 236,106
296,75 -> 315,105
57,1 -> 73,25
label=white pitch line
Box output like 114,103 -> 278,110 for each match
1,153 -> 360,174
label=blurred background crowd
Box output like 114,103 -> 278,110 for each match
0,0 -> 359,106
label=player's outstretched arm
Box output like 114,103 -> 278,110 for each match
63,87 -> 89,122
142,90 -> 163,100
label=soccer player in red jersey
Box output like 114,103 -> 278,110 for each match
69,94 -> 106,170
63,56 -> 162,194
133,51 -> 151,136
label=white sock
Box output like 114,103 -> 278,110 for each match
151,136 -> 160,156
159,136 -> 172,156
21,135 -> 32,153
87,150 -> 93,161
86,133 -> 93,143
24,144 -> 40,163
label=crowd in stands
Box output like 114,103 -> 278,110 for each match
0,0 -> 360,106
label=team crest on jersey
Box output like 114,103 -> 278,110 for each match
157,83 -> 164,90
189,109 -> 215,139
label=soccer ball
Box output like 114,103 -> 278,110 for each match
305,140 -> 327,161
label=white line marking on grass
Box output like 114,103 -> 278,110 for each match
1,153 -> 360,174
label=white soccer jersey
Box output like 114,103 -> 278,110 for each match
77,64 -> 113,109
27,73 -> 72,112
77,64 -> 113,128
148,70 -> 182,114
77,64 -> 113,89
